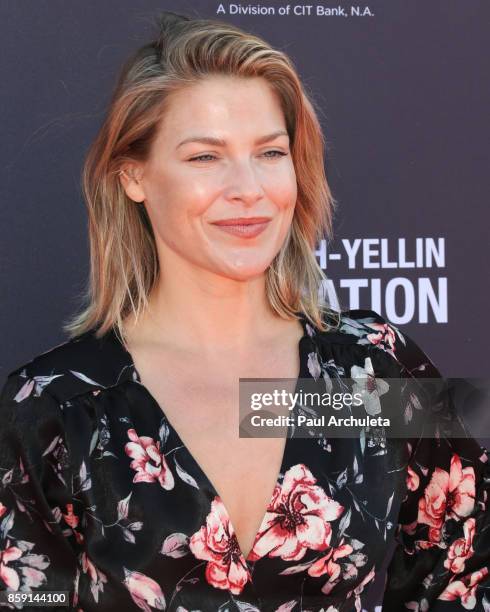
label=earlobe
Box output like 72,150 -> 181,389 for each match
118,168 -> 146,203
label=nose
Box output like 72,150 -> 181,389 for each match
224,160 -> 264,206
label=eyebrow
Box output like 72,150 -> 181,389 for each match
176,130 -> 289,149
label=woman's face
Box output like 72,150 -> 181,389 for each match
122,75 -> 297,281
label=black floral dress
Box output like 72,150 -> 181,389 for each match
0,309 -> 489,611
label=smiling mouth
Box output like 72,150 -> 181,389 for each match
210,219 -> 271,238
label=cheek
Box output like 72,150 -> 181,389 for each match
275,181 -> 297,217
144,173 -> 211,229
272,165 -> 297,211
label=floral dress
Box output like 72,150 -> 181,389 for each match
0,309 -> 489,611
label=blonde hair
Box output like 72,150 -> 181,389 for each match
63,11 -> 341,345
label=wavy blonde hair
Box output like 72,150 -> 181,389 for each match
63,11 -> 341,345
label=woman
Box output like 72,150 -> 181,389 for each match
1,11 -> 489,612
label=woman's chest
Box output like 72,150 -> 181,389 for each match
67,383 -> 410,610
129,373 -> 295,560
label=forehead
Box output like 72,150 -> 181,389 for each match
156,75 -> 286,140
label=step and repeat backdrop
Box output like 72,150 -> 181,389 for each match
1,2 -> 488,608
2,1 -> 488,381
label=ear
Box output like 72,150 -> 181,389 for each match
118,164 -> 146,203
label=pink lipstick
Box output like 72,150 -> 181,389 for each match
211,217 -> 271,238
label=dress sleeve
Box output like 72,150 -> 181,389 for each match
0,371 -> 79,609
379,322 -> 490,610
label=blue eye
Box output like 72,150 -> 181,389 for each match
188,150 -> 288,162
189,154 -> 217,162
262,150 -> 287,159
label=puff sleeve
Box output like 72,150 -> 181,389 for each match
377,319 -> 490,610
0,371 -> 79,609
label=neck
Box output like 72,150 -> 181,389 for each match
122,264 -> 291,357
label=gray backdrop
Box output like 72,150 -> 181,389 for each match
1,1 -> 489,609
1,1 -> 488,380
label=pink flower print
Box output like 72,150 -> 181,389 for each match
418,454 -> 475,543
365,322 -> 397,356
406,465 -> 420,492
438,567 -> 489,610
0,503 -> 6,519
248,464 -> 344,563
0,545 -> 23,590
125,428 -> 174,490
274,601 -> 300,612
308,540 -> 354,581
62,503 -> 79,528
189,497 -> 252,595
444,518 -> 476,574
350,357 -> 389,416
0,540 -> 49,591
347,566 -> 376,611
81,552 -> 107,603
123,567 -> 166,611
61,503 -> 84,545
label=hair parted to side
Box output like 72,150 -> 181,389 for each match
62,10 -> 341,346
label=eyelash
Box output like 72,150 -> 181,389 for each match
188,150 -> 288,162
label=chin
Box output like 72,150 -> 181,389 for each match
221,261 -> 270,281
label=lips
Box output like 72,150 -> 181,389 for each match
211,217 -> 271,226
210,217 -> 271,239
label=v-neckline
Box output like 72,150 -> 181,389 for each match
109,311 -> 319,564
